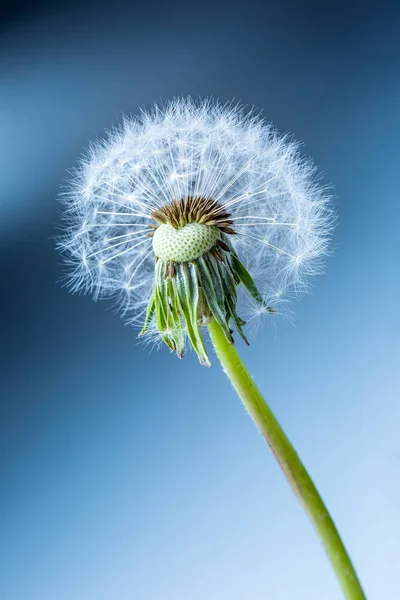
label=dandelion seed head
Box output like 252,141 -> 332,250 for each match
58,97 -> 333,355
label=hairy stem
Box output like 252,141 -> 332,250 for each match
208,318 -> 366,600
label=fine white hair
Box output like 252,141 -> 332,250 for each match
58,97 -> 333,332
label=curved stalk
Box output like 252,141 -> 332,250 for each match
208,318 -> 366,600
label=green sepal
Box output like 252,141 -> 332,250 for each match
229,254 -> 265,307
215,259 -> 249,345
202,254 -> 225,310
165,277 -> 185,358
225,293 -> 249,345
197,285 -> 212,326
196,256 -> 234,344
139,290 -> 156,336
216,256 -> 237,300
175,263 -> 210,367
154,260 -> 183,354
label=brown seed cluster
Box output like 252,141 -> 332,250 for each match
150,196 -> 236,234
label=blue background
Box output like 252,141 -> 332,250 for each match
1,1 -> 399,598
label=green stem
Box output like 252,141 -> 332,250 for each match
208,318 -> 366,600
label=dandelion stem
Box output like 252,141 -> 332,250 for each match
207,318 -> 367,600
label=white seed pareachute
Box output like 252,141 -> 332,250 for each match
57,97 -> 333,360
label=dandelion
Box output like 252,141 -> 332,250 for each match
58,98 -> 366,600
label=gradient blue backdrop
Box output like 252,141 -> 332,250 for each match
1,1 -> 399,598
